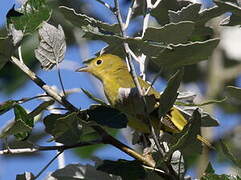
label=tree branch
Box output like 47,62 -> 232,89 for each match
9,56 -> 157,170
0,140 -> 102,155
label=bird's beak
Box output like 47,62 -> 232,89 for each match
75,66 -> 89,72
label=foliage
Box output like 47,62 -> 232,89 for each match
0,0 -> 241,179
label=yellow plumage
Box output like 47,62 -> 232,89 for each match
76,54 -> 211,147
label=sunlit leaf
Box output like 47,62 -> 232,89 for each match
6,0 -> 51,35
35,22 -> 66,70
0,105 -> 33,140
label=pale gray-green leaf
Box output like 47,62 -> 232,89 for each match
60,6 -> 120,34
168,3 -> 201,23
151,0 -> 180,25
46,163 -> 119,180
35,21 -> 66,70
226,86 -> 241,101
84,29 -> 170,58
220,140 -> 241,169
143,21 -> 194,44
151,39 -> 219,68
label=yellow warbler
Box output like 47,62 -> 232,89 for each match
76,54 -> 210,146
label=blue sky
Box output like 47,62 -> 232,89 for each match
0,0 -> 241,179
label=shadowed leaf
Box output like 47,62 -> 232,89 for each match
87,105 -> 128,129
159,69 -> 184,117
43,112 -> 83,145
97,159 -> 146,180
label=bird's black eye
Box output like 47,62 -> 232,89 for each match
96,59 -> 102,65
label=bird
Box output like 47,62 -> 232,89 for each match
76,54 -> 211,147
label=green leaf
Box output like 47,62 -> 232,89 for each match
215,1 -> 241,25
0,119 -> 32,139
7,0 -> 51,34
14,105 -> 33,140
159,69 -> 184,117
143,21 -> 195,44
60,6 -> 120,34
169,3 -> 202,23
201,114 -> 219,127
0,100 -> 18,115
0,37 -> 15,70
166,109 -> 202,160
222,14 -> 241,26
48,163 -> 118,180
151,39 -> 219,68
97,159 -> 146,180
220,140 -> 241,169
83,28 -> 169,59
151,0 -> 180,25
0,105 -> 33,140
204,162 -> 215,174
87,105 -> 128,129
14,105 -> 33,127
226,86 -> 241,101
175,98 -> 226,107
81,88 -> 107,105
43,112 -> 83,145
75,128 -> 118,159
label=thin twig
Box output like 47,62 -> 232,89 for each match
35,151 -> 63,179
18,46 -> 23,63
124,0 -> 137,30
95,0 -> 114,11
57,62 -> 66,97
10,56 -> 77,111
9,56 -> 157,169
0,140 -> 102,155
152,0 -> 162,9
141,0 -> 152,38
13,94 -> 49,104
28,100 -> 55,119
113,1 -> 178,178
113,0 -> 143,95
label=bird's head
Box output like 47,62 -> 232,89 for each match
76,54 -> 127,80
